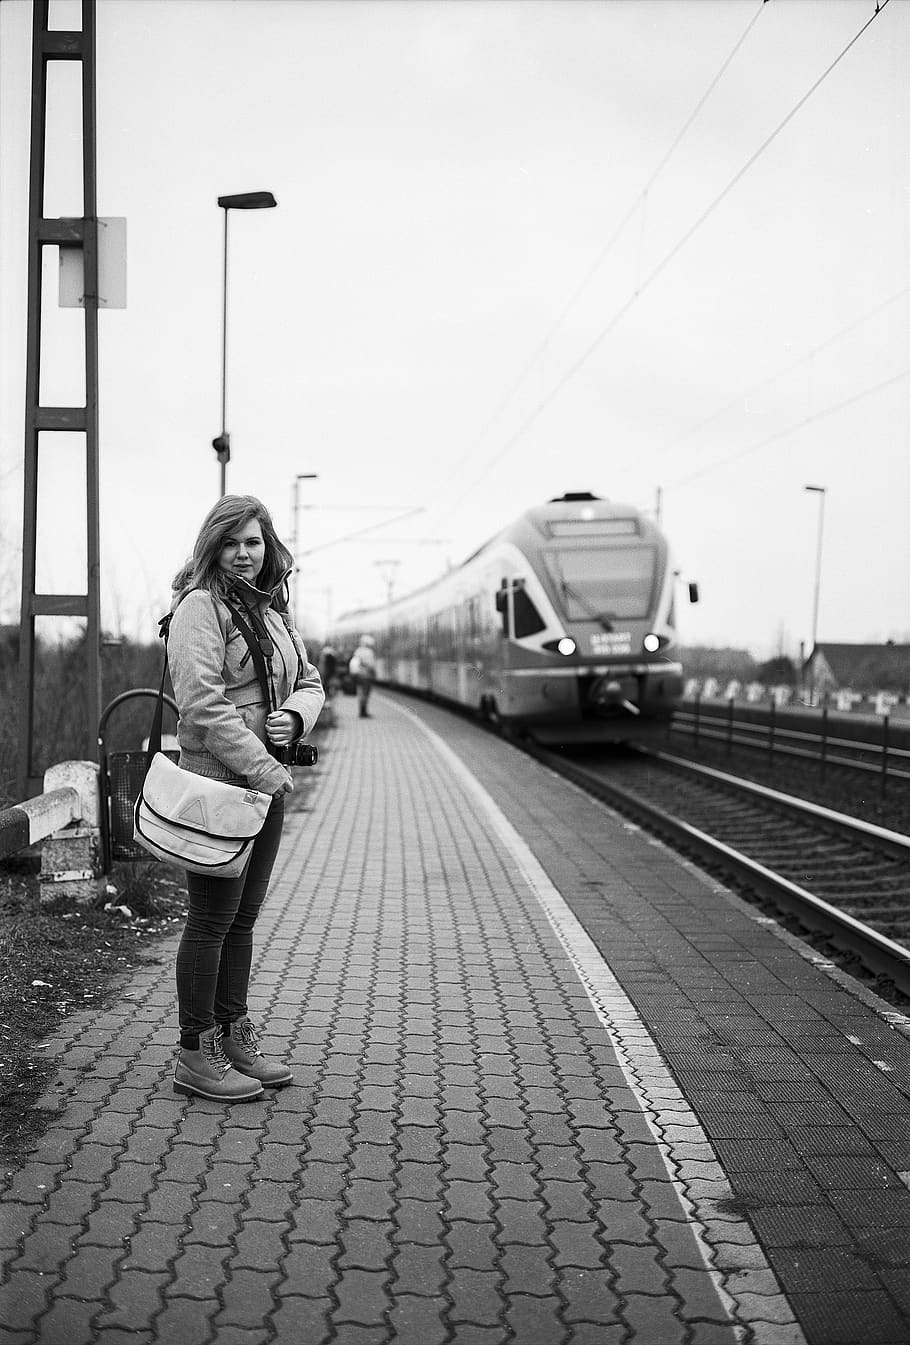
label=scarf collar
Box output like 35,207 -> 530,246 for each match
224,566 -> 293,610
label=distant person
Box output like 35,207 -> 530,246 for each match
349,634 -> 377,718
338,649 -> 356,696
166,494 -> 325,1102
319,644 -> 338,697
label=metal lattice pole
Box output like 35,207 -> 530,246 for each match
17,0 -> 101,796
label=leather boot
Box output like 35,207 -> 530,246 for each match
221,1016 -> 293,1088
174,1025 -> 264,1101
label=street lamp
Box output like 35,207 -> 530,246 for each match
804,484 -> 826,700
291,473 -> 319,628
212,191 -> 277,496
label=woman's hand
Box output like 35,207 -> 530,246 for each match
266,711 -> 299,746
273,769 -> 295,799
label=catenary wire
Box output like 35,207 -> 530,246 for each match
649,282 -> 910,468
420,0 -> 769,510
665,366 -> 910,490
435,0 -> 894,515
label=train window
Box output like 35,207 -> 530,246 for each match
466,598 -> 478,643
543,545 -> 657,620
513,586 -> 546,638
441,608 -> 457,660
549,519 -> 639,537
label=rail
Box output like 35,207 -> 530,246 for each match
520,736 -> 910,998
0,786 -> 84,861
672,696 -> 910,793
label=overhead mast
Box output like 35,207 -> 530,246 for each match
17,0 -> 102,796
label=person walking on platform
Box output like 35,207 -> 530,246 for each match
166,495 -> 325,1101
348,633 -> 377,717
318,643 -> 338,697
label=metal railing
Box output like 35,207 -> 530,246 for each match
671,696 -> 910,796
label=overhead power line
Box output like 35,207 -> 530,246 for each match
666,366 -> 910,491
650,282 -> 910,465
441,0 -> 894,512
422,0 -> 769,513
297,507 -> 425,558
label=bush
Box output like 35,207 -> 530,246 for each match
0,634 -> 168,808
755,655 -> 798,687
679,647 -> 758,682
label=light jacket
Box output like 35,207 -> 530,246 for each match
167,573 -> 325,796
349,644 -> 376,678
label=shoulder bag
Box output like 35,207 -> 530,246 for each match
133,609 -> 272,877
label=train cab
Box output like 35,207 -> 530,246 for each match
484,494 -> 687,742
329,493 -> 694,746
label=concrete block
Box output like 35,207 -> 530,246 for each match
43,760 -> 100,826
40,823 -> 105,906
40,761 -> 104,905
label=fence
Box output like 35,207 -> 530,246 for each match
671,696 -> 910,796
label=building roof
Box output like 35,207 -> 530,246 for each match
808,642 -> 910,690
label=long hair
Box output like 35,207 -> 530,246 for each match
172,495 -> 294,608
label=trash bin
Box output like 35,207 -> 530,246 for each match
98,689 -> 178,870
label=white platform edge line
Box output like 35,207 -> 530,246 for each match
388,699 -> 805,1341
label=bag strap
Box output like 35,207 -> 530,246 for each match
144,613 -> 173,773
225,601 -> 278,712
143,596 -> 280,778
277,610 -> 306,687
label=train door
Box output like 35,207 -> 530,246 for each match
494,575 -> 549,718
493,577 -> 519,715
426,613 -> 439,694
412,612 -> 428,692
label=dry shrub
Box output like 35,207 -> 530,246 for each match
0,633 -> 171,808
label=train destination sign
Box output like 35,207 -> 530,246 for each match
590,631 -> 632,654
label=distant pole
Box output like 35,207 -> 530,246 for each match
655,486 -> 663,526
804,485 -> 826,699
291,473 -> 318,627
375,558 -> 400,606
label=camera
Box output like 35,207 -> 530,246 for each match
274,741 -> 318,768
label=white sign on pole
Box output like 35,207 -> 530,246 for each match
58,217 -> 127,309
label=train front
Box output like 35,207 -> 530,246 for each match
501,494 -> 687,744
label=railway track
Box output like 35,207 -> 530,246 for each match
525,740 -> 910,1002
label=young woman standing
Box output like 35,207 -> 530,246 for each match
166,494 -> 325,1101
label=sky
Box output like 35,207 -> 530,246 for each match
0,0 -> 908,660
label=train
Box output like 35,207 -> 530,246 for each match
328,492 -> 697,745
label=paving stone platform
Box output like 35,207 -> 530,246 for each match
1,689 -> 909,1344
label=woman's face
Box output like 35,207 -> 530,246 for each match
218,517 -> 266,583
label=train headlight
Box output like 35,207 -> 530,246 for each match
643,633 -> 662,653
557,637 -> 576,656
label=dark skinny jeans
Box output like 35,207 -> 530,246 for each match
176,795 -> 284,1049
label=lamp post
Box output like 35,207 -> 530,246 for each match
804,484 -> 826,700
291,473 -> 319,628
212,191 -> 277,496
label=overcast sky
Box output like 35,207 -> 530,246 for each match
1,0 -> 908,659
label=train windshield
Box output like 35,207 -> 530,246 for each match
543,545 -> 657,621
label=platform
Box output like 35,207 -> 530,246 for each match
1,688 -> 909,1344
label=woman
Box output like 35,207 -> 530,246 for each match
167,494 -> 325,1102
